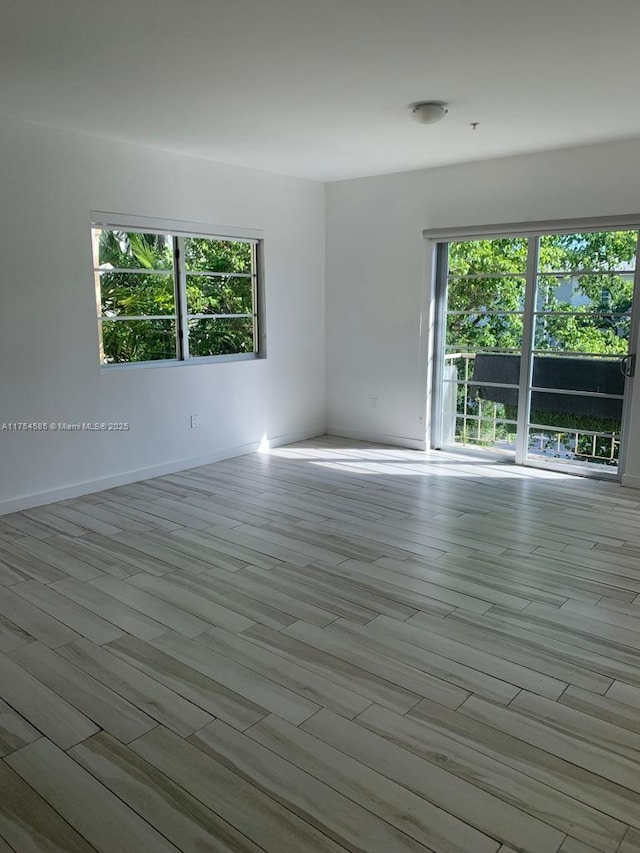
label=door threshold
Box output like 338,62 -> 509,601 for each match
523,456 -> 620,481
436,444 -> 515,464
435,444 -> 621,481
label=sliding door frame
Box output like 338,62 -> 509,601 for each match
514,236 -> 538,465
430,243 -> 449,450
425,214 -> 640,480
610,234 -> 640,479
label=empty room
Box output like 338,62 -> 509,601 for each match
2,1 -> 640,851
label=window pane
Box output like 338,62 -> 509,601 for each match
529,354 -> 624,437
538,231 -> 638,273
446,313 -> 523,351
534,314 -> 630,354
444,354 -> 481,383
184,238 -> 252,274
100,319 -> 177,364
536,273 -> 634,312
527,424 -> 620,466
456,389 -> 518,422
453,400 -> 519,450
448,238 -> 528,276
447,277 -> 526,313
188,317 -> 255,358
531,355 -> 625,395
93,229 -> 174,270
186,275 -> 253,315
99,272 -> 175,317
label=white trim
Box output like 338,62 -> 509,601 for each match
420,240 -> 438,449
99,315 -> 175,322
187,313 -> 253,320
176,235 -> 190,360
100,352 -> 258,371
529,387 -> 624,400
186,271 -> 254,279
326,426 -> 427,451
621,473 -> 640,489
95,267 -> 175,275
616,237 -> 640,479
423,213 -> 640,242
91,211 -> 263,242
515,235 -> 538,464
0,427 -> 324,516
523,456 -> 619,481
429,243 -> 449,449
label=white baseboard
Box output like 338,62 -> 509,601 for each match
621,473 -> 640,490
0,426 -> 325,516
326,426 -> 427,452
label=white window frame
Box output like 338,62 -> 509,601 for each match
91,211 -> 265,369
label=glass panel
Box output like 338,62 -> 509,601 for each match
442,237 -> 528,457
188,317 -> 255,358
447,276 -> 526,313
529,354 -> 624,466
441,353 -> 519,449
448,238 -> 528,276
186,275 -> 253,315
531,355 -> 625,397
452,400 -> 519,450
444,355 -> 521,391
98,272 -> 175,317
100,319 -> 177,364
533,314 -> 631,354
184,237 -> 252,274
456,389 -> 518,422
93,229 -> 174,270
527,425 -> 620,467
526,229 -> 638,471
444,355 -> 481,383
528,335 -> 626,470
446,313 -> 524,351
536,273 -> 634,312
538,231 -> 638,273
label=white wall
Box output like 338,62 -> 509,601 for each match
326,138 -> 640,485
0,117 -> 325,512
5,121 -> 640,512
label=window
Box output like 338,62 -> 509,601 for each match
92,220 -> 263,366
430,221 -> 639,476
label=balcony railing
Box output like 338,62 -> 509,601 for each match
443,353 -> 620,466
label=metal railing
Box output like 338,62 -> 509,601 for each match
443,353 -> 619,465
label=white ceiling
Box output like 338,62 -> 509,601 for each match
2,0 -> 640,181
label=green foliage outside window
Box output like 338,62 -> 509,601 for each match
95,229 -> 256,363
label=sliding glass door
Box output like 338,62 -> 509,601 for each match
439,237 -> 527,455
526,232 -> 636,472
433,227 -> 639,477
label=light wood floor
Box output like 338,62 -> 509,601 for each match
1,437 -> 640,853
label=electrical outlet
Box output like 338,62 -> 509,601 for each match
190,414 -> 199,429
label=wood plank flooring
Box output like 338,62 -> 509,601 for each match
1,436 -> 640,852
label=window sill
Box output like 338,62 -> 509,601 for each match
99,352 -> 262,372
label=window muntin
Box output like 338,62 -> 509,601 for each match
92,226 -> 261,366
